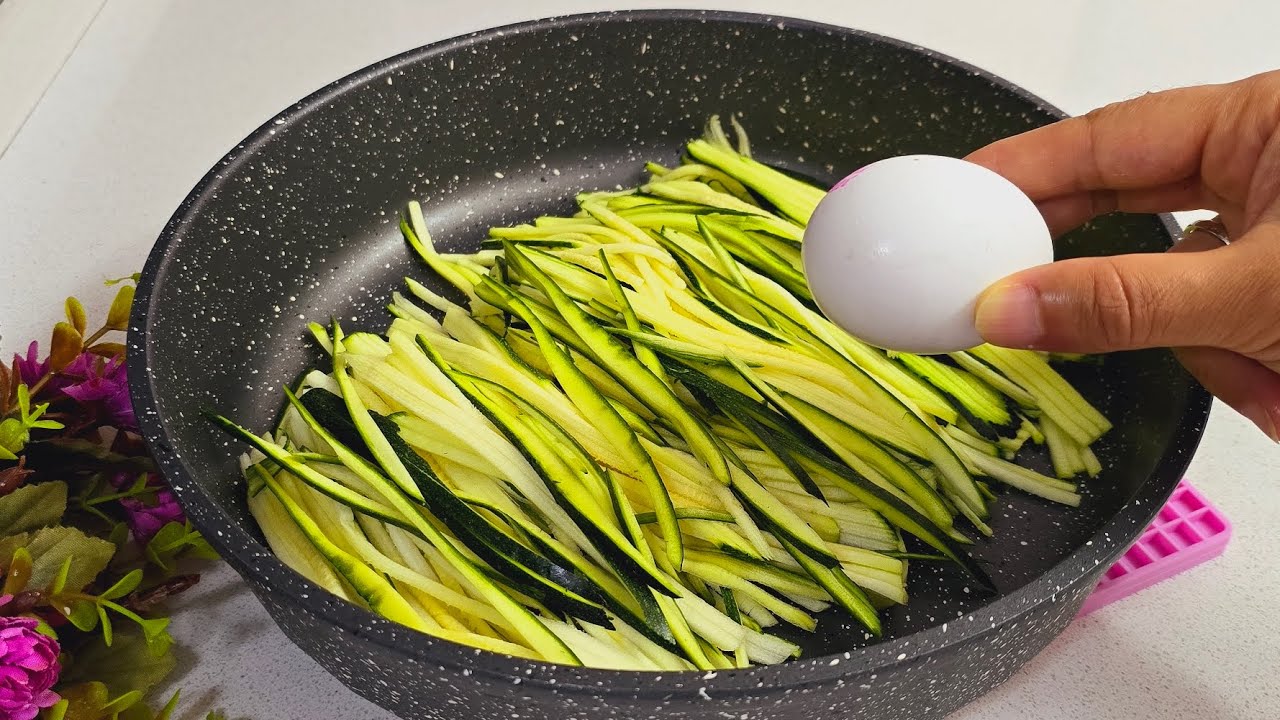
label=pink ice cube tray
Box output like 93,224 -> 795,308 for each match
1078,480 -> 1231,617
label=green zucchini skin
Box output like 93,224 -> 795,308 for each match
297,388 -> 613,623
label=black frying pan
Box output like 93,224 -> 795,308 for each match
127,10 -> 1210,719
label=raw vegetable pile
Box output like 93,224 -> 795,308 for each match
211,119 -> 1111,671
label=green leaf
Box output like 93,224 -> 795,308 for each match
155,691 -> 181,720
66,297 -> 88,335
24,400 -> 51,425
0,399 -> 63,456
106,286 -> 136,331
50,322 -> 84,371
33,615 -> 58,640
54,682 -> 111,720
118,706 -> 152,720
58,682 -> 139,720
87,342 -> 127,359
97,604 -> 113,646
146,628 -> 173,658
0,481 -> 69,534
138,617 -> 172,656
145,521 -> 219,571
100,569 -> 143,600
118,700 -> 171,720
43,698 -> 69,720
185,535 -> 219,561
2,546 -> 32,594
51,555 -> 74,594
126,473 -> 150,494
0,417 -> 27,457
65,599 -> 99,631
24,525 -> 116,592
116,690 -> 183,720
0,532 -> 29,565
146,522 -> 186,552
104,274 -> 141,286
143,522 -> 187,571
137,616 -> 170,641
62,629 -> 176,699
107,522 -> 130,548
99,689 -> 142,714
83,474 -> 156,508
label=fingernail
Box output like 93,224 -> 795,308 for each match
974,283 -> 1044,348
1240,403 -> 1280,442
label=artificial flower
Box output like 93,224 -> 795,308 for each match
11,344 -> 46,388
108,472 -> 188,544
1,283 -> 216,718
120,487 -> 186,545
58,354 -> 135,431
0,615 -> 60,720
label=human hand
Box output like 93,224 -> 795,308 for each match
967,70 -> 1280,440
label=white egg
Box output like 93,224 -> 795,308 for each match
802,154 -> 1053,354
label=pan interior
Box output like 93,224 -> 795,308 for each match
139,14 -> 1199,658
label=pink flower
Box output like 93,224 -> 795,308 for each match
120,486 -> 186,544
11,343 -> 47,387
59,354 -> 135,431
0,616 -> 60,720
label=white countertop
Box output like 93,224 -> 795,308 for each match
2,1 -> 1278,718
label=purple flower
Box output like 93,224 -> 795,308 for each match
0,616 -> 60,720
121,486 -> 185,544
11,343 -> 47,387
105,472 -> 186,544
59,354 -> 135,431
107,470 -> 138,490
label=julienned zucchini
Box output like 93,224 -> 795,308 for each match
292,387 -> 614,624
209,117 -> 1108,671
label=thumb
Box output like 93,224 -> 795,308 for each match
973,243 -> 1258,353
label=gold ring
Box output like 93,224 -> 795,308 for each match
1184,218 -> 1231,246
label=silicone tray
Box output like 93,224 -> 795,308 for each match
1079,480 -> 1231,616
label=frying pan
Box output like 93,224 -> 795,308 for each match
126,10 -> 1211,719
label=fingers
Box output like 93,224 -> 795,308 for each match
1175,346 -> 1280,441
967,71 -> 1280,234
974,250 -> 1229,352
1034,178 -> 1213,236
1167,221 -> 1280,440
965,73 -> 1280,444
973,227 -> 1277,353
965,83 -> 1225,204
965,82 -> 1244,236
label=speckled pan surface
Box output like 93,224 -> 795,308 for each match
127,9 -> 1210,719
